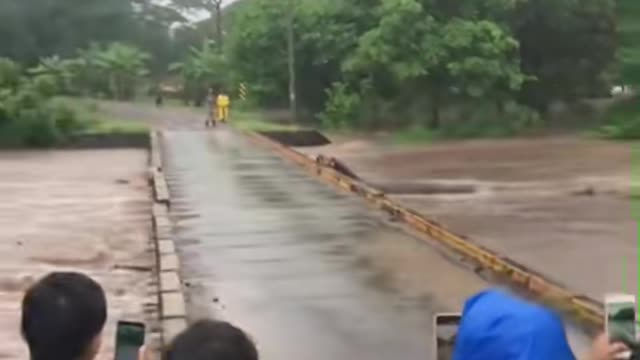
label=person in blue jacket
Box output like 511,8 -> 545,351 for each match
453,289 -> 629,360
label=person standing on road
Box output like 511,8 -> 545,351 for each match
216,90 -> 230,123
155,92 -> 164,107
205,87 -> 216,127
452,289 -> 629,360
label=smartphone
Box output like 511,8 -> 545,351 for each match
433,313 -> 461,360
605,294 -> 635,359
114,321 -> 145,360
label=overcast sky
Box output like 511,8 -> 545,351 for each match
155,0 -> 241,21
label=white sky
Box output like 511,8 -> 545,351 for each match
155,0 -> 240,21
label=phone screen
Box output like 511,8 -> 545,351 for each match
435,314 -> 461,360
114,321 -> 145,360
606,301 -> 636,343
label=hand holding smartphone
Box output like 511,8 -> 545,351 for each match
433,313 -> 461,360
605,294 -> 636,360
114,321 -> 146,360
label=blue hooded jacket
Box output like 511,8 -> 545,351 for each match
452,289 -> 576,360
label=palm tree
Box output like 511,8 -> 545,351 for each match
28,55 -> 84,94
93,43 -> 150,100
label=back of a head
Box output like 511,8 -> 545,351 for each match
452,289 -> 576,360
164,320 -> 258,360
21,272 -> 107,360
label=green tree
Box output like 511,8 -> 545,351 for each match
617,0 -> 640,85
133,1 -> 188,73
170,40 -> 229,105
440,19 -> 527,112
226,0 -> 373,110
0,58 -> 22,91
225,0 -> 291,106
223,0 -> 616,131
172,0 -> 225,47
0,0 -> 184,77
0,0 -> 136,65
513,0 -> 616,112
28,56 -> 84,95
345,0 -> 525,128
93,43 -> 150,100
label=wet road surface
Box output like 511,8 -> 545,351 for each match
162,129 -> 492,360
160,127 -> 593,359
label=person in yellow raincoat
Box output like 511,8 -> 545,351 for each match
216,91 -> 230,123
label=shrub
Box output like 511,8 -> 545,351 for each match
437,101 -> 541,138
49,101 -> 83,136
599,97 -> 640,139
31,75 -> 59,98
0,86 -> 82,147
318,82 -> 361,129
392,124 -> 437,144
0,58 -> 21,90
17,107 -> 61,147
600,118 -> 640,139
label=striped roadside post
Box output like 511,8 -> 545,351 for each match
239,83 -> 247,101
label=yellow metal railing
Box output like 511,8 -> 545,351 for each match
247,130 -> 604,334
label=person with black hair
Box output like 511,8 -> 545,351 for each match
205,87 -> 216,127
163,320 -> 258,360
21,272 -> 108,360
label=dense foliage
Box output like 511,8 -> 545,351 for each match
0,38 -> 153,147
27,43 -> 151,101
618,0 -> 640,85
222,0 -> 618,131
0,0 -> 631,137
0,0 -> 195,75
170,41 -> 230,105
0,58 -> 83,147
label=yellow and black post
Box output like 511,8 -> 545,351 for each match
239,83 -> 247,102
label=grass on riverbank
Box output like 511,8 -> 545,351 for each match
598,96 -> 640,139
54,97 -> 149,135
113,96 -> 298,133
0,97 -> 148,148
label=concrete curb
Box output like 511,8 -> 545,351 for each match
150,130 -> 187,347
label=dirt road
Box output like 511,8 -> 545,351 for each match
0,149 -> 151,360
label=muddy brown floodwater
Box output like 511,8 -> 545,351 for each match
0,149 -> 151,360
300,136 -> 636,301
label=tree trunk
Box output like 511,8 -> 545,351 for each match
287,0 -> 296,123
430,92 -> 441,129
215,2 -> 223,50
496,99 -> 505,116
109,74 -> 117,100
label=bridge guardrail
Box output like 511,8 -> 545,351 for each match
246,130 -> 604,334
